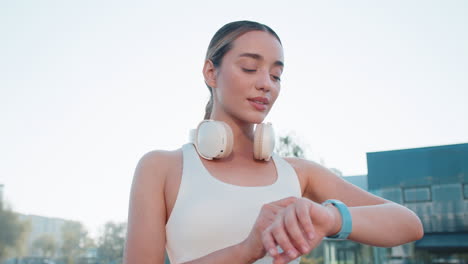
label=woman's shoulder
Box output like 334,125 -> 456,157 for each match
138,148 -> 183,166
282,156 -> 345,198
133,148 -> 183,184
283,156 -> 343,180
282,156 -> 325,174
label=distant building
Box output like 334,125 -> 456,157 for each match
318,143 -> 468,263
18,214 -> 69,257
344,175 -> 368,191
368,143 -> 468,262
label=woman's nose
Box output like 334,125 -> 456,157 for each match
255,70 -> 272,92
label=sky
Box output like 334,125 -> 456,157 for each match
1,0 -> 467,237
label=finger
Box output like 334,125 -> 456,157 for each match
273,252 -> 296,264
308,202 -> 324,234
270,215 -> 301,260
265,204 -> 285,215
261,202 -> 290,216
284,205 -> 310,254
296,200 -> 316,240
262,228 -> 278,257
270,196 -> 298,208
257,206 -> 282,232
260,204 -> 277,219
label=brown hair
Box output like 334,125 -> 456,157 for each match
203,20 -> 282,119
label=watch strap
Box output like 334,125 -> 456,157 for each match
322,199 -> 352,240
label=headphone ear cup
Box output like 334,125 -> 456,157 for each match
253,124 -> 263,160
218,121 -> 234,158
194,120 -> 233,160
253,123 -> 275,161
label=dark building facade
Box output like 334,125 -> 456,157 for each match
367,143 -> 468,262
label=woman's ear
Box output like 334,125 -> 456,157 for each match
203,59 -> 217,88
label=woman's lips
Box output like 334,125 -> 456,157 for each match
248,99 -> 267,111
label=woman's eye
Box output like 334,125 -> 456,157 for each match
272,75 -> 281,82
242,68 -> 281,82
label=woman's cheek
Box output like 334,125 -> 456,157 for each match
271,86 -> 280,103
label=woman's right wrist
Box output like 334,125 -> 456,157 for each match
238,239 -> 263,264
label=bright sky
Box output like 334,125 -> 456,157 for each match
1,0 -> 467,237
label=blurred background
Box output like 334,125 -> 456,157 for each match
1,0 -> 467,263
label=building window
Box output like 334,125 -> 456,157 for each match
403,186 -> 432,203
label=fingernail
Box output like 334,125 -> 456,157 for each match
269,248 -> 277,256
287,250 -> 297,258
301,245 -> 309,253
308,232 -> 315,240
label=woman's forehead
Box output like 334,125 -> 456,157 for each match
229,31 -> 284,63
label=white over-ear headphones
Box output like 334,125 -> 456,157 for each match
189,120 -> 275,161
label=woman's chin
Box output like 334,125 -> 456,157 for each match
245,113 -> 268,124
227,109 -> 269,124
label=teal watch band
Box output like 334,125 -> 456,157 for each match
322,199 -> 352,240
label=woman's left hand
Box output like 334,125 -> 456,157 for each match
261,198 -> 340,264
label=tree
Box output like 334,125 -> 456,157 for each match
97,221 -> 126,264
275,133 -> 306,158
61,221 -> 90,264
12,219 -> 31,259
33,234 -> 56,258
0,203 -> 28,262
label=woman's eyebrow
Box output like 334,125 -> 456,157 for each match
238,52 -> 284,67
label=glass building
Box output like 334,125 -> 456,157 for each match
315,142 -> 468,264
368,142 -> 468,263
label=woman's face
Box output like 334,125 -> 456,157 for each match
211,30 -> 284,124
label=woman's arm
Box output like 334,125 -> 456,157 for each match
291,157 -> 424,246
300,158 -> 424,246
124,151 -> 169,264
262,158 -> 424,264
345,202 -> 423,247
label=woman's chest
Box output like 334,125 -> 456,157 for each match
163,155 -> 308,224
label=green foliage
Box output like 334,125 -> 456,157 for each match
300,255 -> 324,264
0,204 -> 28,261
61,221 -> 90,264
275,134 -> 306,158
33,234 -> 56,258
10,218 -> 31,258
97,221 -> 126,264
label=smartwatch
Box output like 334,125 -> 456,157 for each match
322,199 -> 352,240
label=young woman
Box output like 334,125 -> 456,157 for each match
123,21 -> 424,264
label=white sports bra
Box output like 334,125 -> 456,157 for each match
165,143 -> 302,264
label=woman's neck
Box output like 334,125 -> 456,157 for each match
209,113 -> 257,161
